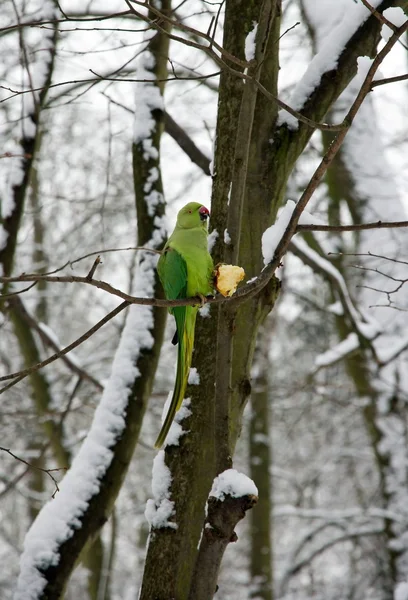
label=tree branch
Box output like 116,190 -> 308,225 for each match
0,446 -> 67,499
189,493 -> 258,600
8,296 -> 103,390
0,301 -> 129,394
296,220 -> 408,232
163,111 -> 212,175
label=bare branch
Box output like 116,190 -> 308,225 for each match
328,251 -> 408,266
163,111 -> 212,175
0,10 -> 134,35
7,296 -> 104,390
126,0 -> 250,69
0,301 -> 129,394
296,220 -> 408,232
0,281 -> 37,298
371,73 -> 408,87
0,446 -> 67,499
86,256 -> 102,281
359,0 -> 399,31
190,492 -> 258,600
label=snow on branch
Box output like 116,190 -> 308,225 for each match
145,449 -> 177,530
14,235 -> 162,598
210,469 -> 258,502
291,237 -> 382,340
262,200 -> 325,266
278,0 -> 384,129
289,236 -> 386,369
0,0 -> 58,276
190,470 -> 258,599
14,15 -> 168,595
315,333 -> 359,368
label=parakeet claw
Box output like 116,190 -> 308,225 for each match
197,293 -> 207,307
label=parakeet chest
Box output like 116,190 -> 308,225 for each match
186,257 -> 211,297
169,229 -> 213,297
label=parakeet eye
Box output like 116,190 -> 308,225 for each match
188,210 -> 192,213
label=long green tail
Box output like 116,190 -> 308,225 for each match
154,306 -> 197,448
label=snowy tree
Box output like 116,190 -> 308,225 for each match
1,1 -> 408,599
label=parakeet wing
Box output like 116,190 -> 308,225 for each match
158,246 -> 188,306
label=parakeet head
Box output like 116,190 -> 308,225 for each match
176,202 -> 210,229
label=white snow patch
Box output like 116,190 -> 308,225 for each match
279,0 -> 382,128
199,303 -> 211,318
357,55 -> 376,79
188,367 -> 200,385
227,182 -> 232,206
262,200 -> 296,265
15,221 -> 164,600
145,190 -> 164,217
209,135 -> 217,177
328,301 -> 343,316
143,166 -> 159,194
0,227 -> 8,253
245,22 -> 258,61
210,469 -> 258,501
142,138 -> 159,162
133,45 -> 165,217
246,276 -> 257,285
207,229 -> 219,253
394,582 -> 408,600
145,451 -> 177,529
381,7 -> 406,42
315,333 -> 359,368
224,229 -> 231,245
133,48 -> 164,144
298,210 -> 327,227
164,399 -> 192,448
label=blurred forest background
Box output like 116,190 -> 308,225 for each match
1,1 -> 408,599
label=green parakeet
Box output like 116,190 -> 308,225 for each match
155,202 -> 214,449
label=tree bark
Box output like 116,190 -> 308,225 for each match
249,328 -> 273,600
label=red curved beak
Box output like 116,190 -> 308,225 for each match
199,206 -> 210,221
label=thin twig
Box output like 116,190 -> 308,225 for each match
0,446 -> 67,499
371,73 -> 408,88
327,251 -> 408,266
0,281 -> 37,298
296,220 -> 408,232
86,256 -> 102,280
359,0 -> 398,31
0,301 -> 129,393
7,296 -> 104,390
0,10 -> 133,34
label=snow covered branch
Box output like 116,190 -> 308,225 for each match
8,296 -> 103,390
0,0 -> 58,281
0,301 -> 128,395
290,237 -> 381,368
14,3 -> 171,597
190,470 -> 258,600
